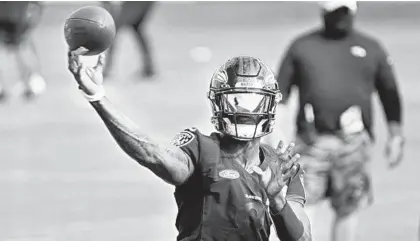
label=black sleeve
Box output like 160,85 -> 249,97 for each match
171,128 -> 200,166
271,202 -> 305,241
285,167 -> 306,206
374,44 -> 403,124
277,42 -> 298,104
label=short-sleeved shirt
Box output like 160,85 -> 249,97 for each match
171,128 -> 305,241
278,29 -> 397,139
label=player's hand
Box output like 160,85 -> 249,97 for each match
67,47 -> 105,96
253,141 -> 301,202
385,135 -> 405,169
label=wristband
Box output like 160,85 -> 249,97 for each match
81,87 -> 105,102
271,202 -> 304,241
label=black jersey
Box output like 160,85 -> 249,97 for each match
172,128 -> 305,241
278,29 -> 400,138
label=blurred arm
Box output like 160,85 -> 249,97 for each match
90,98 -> 195,186
374,44 -> 403,137
263,43 -> 299,147
277,43 -> 298,106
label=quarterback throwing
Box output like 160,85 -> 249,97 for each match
67,50 -> 312,241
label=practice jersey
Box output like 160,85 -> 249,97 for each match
171,128 -> 305,241
277,29 -> 399,139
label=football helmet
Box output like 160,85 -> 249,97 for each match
208,56 -> 282,140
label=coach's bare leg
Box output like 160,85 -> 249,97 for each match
0,76 -> 5,101
133,24 -> 155,78
304,205 -> 317,241
418,216 -> 420,241
14,38 -> 45,98
332,212 -> 358,241
103,38 -> 117,79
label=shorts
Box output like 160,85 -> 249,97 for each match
0,20 -> 31,45
295,131 -> 374,217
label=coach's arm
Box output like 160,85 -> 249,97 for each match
262,42 -> 299,147
68,50 -> 195,186
374,43 -> 403,137
374,43 -> 405,167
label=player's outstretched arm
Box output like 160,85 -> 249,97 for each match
91,98 -> 195,186
67,48 -> 194,186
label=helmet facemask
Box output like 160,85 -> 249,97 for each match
209,88 -> 282,141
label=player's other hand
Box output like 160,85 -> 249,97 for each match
253,141 -> 301,202
67,47 -> 105,96
385,135 -> 404,169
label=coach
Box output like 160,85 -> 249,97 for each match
264,1 -> 405,241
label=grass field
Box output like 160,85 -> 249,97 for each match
0,2 -> 419,241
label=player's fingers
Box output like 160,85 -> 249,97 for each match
291,153 -> 301,164
282,155 -> 300,174
282,163 -> 299,179
276,140 -> 284,155
284,142 -> 295,156
72,46 -> 89,56
95,53 -> 106,73
68,52 -> 80,75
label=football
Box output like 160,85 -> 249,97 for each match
64,6 -> 116,56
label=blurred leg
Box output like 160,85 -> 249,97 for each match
131,2 -> 156,78
0,74 -> 6,102
13,35 -> 46,99
103,33 -> 119,79
330,132 -> 373,241
0,48 -> 6,102
418,216 -> 420,241
0,21 -> 15,101
294,136 -> 335,241
101,2 -> 123,79
332,212 -> 358,241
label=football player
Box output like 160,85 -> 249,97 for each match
68,49 -> 311,241
264,1 -> 404,241
0,1 -> 45,101
100,1 -> 156,79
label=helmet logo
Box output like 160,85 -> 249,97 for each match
213,70 -> 230,88
265,73 -> 276,84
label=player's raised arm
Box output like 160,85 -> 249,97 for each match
253,142 -> 312,241
67,48 -> 195,186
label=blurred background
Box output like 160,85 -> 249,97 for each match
0,1 -> 419,241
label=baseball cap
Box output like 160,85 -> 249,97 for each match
319,1 -> 358,14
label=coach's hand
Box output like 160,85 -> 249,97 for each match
253,141 -> 301,206
385,135 -> 404,169
68,47 -> 105,96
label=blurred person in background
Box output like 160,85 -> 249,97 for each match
68,52 -> 312,241
0,1 -> 45,101
101,1 -> 156,80
263,1 -> 404,241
